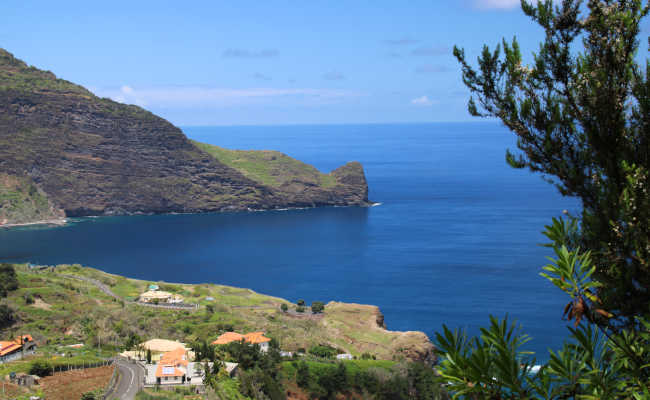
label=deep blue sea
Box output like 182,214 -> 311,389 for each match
0,122 -> 580,361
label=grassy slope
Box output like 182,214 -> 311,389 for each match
0,174 -> 63,225
192,141 -> 337,188
2,264 -> 432,364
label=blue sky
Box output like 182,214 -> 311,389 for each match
2,1 -> 647,125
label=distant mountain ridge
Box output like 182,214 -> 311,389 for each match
0,48 -> 369,225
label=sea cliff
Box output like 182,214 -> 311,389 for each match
0,48 -> 370,225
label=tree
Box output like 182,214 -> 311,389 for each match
0,263 -> 18,298
296,305 -> 305,313
280,303 -> 288,312
435,1 -> 650,397
311,301 -> 325,314
146,348 -> 152,364
29,360 -> 53,377
0,304 -> 15,330
454,0 -> 649,325
295,360 -> 310,388
297,299 -> 305,307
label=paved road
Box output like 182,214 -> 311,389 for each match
111,359 -> 144,400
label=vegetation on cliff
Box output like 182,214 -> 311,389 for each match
192,141 -> 338,189
0,263 -> 434,364
0,174 -> 63,226
0,48 -> 369,225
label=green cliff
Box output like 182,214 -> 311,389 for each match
0,48 -> 369,225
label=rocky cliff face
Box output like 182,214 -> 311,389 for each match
0,49 -> 370,222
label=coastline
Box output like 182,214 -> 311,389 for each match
0,218 -> 68,229
0,202 -> 378,230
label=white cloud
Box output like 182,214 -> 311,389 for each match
95,85 -> 363,108
474,0 -> 520,9
120,85 -> 134,94
410,95 -> 435,106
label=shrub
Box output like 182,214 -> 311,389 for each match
308,344 -> 338,359
0,305 -> 15,330
29,360 -> 53,377
296,299 -> 305,306
311,301 -> 325,314
280,303 -> 288,312
80,392 -> 96,400
24,293 -> 34,305
0,263 -> 18,297
296,305 -> 305,313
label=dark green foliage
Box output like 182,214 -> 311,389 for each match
280,303 -> 288,312
80,392 -> 96,400
191,339 -> 216,362
146,348 -> 152,364
311,301 -> 325,314
454,0 -> 649,324
308,344 -> 338,359
24,293 -> 34,305
293,361 -> 445,400
297,299 -> 305,306
296,305 -> 305,313
29,360 -> 53,377
295,361 -> 310,388
0,263 -> 18,297
0,304 -> 15,330
220,341 -> 285,399
124,332 -> 141,351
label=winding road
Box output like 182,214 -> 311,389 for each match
110,359 -> 144,400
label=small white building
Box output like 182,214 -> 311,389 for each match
138,290 -> 184,304
336,353 -> 354,360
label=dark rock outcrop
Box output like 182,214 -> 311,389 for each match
0,48 -> 370,221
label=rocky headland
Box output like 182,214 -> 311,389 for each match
0,48 -> 370,225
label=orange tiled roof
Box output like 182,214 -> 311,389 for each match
212,332 -> 245,345
159,347 -> 188,367
14,335 -> 33,344
243,332 -> 271,344
0,341 -> 22,356
155,364 -> 185,378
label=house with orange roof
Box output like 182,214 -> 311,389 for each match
212,331 -> 271,352
211,332 -> 244,345
145,345 -> 239,387
153,347 -> 190,385
0,334 -> 36,364
243,332 -> 271,352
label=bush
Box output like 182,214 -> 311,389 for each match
0,304 -> 15,330
0,263 -> 18,298
311,301 -> 325,314
24,293 -> 34,305
297,299 -> 305,306
280,303 -> 288,312
295,361 -> 310,388
296,305 -> 305,313
80,392 -> 96,400
308,344 -> 338,359
29,360 -> 53,377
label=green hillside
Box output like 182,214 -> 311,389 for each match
192,141 -> 337,188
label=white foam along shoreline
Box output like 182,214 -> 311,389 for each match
0,218 -> 68,229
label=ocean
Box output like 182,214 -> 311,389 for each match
0,122 -> 580,360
